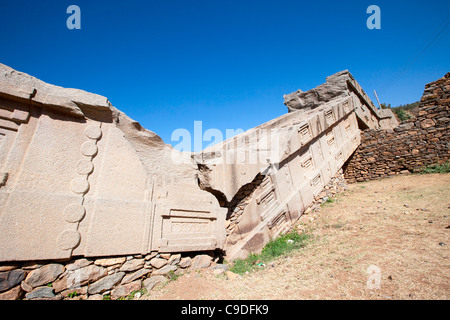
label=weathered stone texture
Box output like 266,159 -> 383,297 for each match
0,63 -> 226,263
0,62 -> 409,299
197,70 -> 397,260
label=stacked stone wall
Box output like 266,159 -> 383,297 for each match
344,73 -> 450,183
0,252 -> 219,300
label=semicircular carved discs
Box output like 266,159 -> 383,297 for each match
64,203 -> 86,223
80,141 -> 98,157
76,159 -> 94,175
70,177 -> 90,194
57,230 -> 81,250
85,125 -> 102,140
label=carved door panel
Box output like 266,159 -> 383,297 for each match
152,189 -> 227,253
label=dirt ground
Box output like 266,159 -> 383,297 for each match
143,173 -> 450,300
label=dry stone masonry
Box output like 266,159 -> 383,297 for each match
0,63 -> 415,299
0,252 -> 214,300
344,72 -> 450,182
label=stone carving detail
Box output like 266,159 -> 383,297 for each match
58,123 -> 102,253
0,63 -> 400,263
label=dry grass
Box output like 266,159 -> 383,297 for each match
144,173 -> 450,300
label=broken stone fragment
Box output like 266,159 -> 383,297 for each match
87,272 -> 125,295
24,264 -> 64,288
0,269 -> 25,293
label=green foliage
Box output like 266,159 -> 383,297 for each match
394,108 -> 412,121
417,162 -> 450,174
167,270 -> 181,282
380,101 -> 419,122
321,197 -> 335,207
121,288 -> 148,300
396,101 -> 420,111
230,229 -> 311,275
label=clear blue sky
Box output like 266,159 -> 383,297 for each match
1,0 -> 449,151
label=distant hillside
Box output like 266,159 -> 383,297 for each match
380,101 -> 420,122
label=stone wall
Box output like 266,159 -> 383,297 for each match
343,73 -> 450,183
0,252 -> 221,300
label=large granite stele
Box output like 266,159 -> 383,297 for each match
0,64 -> 398,262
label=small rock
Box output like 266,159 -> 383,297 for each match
143,275 -> 166,291
152,265 -> 177,276
168,254 -> 181,266
225,271 -> 241,280
107,266 -> 120,274
145,252 -> 158,261
66,258 -> 93,271
60,286 -> 87,298
94,257 -> 126,267
88,272 -> 125,295
24,264 -> 64,288
211,264 -> 229,271
87,294 -> 103,300
21,281 -> 33,292
25,286 -> 55,300
111,280 -> 141,300
178,257 -> 192,268
22,262 -> 43,270
121,268 -> 152,285
119,259 -> 145,272
428,220 -> 433,224
0,263 -> 21,272
439,242 -> 446,246
160,253 -> 171,260
191,255 -> 212,269
0,269 -> 25,293
213,268 -> 226,276
150,257 -> 167,269
211,264 -> 229,276
0,285 -> 24,300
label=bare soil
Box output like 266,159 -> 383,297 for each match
144,173 -> 450,300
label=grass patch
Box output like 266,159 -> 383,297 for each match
230,229 -> 311,275
167,270 -> 182,282
417,162 -> 450,174
321,197 -> 335,207
119,288 -> 148,300
325,222 -> 346,229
